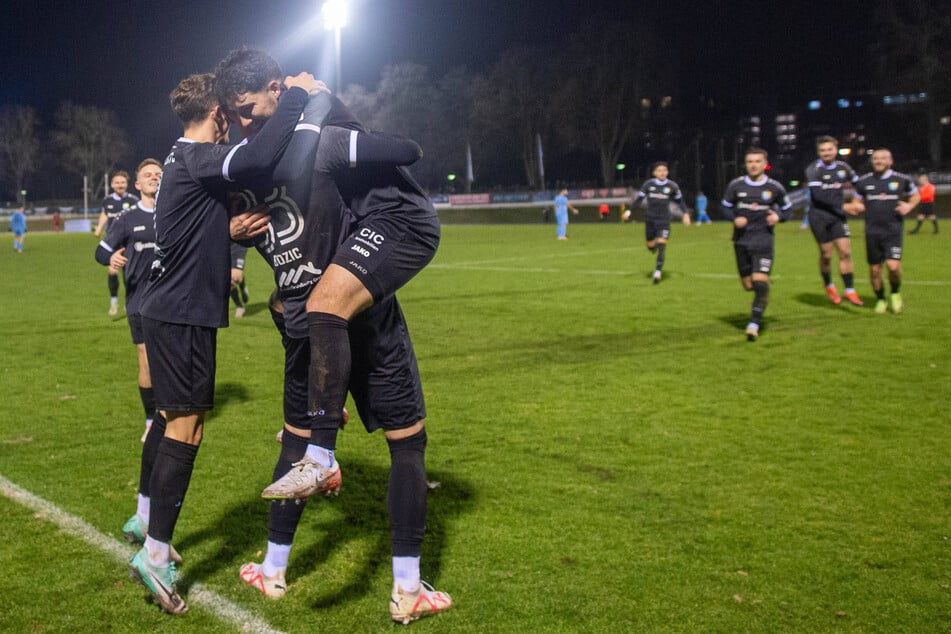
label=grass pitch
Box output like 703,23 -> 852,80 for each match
0,221 -> 949,632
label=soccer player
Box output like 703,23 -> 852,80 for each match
125,70 -> 320,615
215,48 -> 452,624
95,171 -> 140,316
721,147 -> 792,342
10,206 -> 26,252
850,149 -> 920,314
695,191 -> 712,224
632,161 -> 688,283
229,242 -> 250,318
909,174 -> 937,234
804,136 -> 863,306
553,188 -> 578,239
94,158 -> 162,442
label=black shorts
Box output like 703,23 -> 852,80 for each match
128,312 -> 145,345
644,218 -> 670,242
865,229 -> 903,264
142,316 -> 217,412
271,297 -> 425,433
734,241 -> 774,278
919,202 -> 935,217
808,208 -> 850,244
332,213 -> 440,304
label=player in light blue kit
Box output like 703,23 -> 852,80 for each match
10,207 -> 26,252
695,191 -> 711,224
553,188 -> 578,240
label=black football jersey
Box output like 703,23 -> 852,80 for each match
634,178 -> 686,220
98,202 -> 156,314
854,170 -> 917,231
721,175 -> 792,244
805,159 -> 858,218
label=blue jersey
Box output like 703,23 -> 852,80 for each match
10,211 -> 26,234
554,194 -> 568,214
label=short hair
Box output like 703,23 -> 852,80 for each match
214,47 -> 283,108
110,170 -> 129,182
136,158 -> 162,177
816,135 -> 838,148
170,73 -> 218,126
652,161 -> 669,172
745,146 -> 768,159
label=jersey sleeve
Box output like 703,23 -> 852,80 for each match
773,183 -> 793,220
95,215 -> 129,265
633,182 -> 648,204
845,163 -> 858,183
271,91 -> 333,184
316,126 -> 423,174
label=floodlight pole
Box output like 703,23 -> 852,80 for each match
334,26 -> 342,94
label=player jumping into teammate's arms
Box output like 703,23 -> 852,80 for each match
124,70 -> 322,615
848,149 -> 920,314
721,147 -> 792,342
632,161 -> 688,283
804,135 -> 864,306
95,159 -> 163,442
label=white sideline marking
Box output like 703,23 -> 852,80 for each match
0,473 -> 285,634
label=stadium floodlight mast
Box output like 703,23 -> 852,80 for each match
321,0 -> 349,94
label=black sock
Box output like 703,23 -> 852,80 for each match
751,281 -> 769,326
933,220 -> 939,233
240,279 -> 249,303
822,272 -> 831,286
655,243 -> 666,270
230,286 -> 244,307
138,412 -> 166,496
843,273 -> 854,288
148,437 -> 199,543
890,280 -> 901,294
108,274 -> 119,298
306,312 -> 351,451
268,430 -> 310,544
911,220 -> 922,232
875,288 -> 885,300
139,386 -> 155,421
387,428 -> 428,557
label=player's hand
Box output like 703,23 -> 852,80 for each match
230,204 -> 271,240
733,216 -> 748,228
682,213 -> 692,226
895,201 -> 913,216
284,72 -> 327,96
571,209 -> 579,215
340,407 -> 349,429
230,269 -> 244,286
843,200 -> 864,215
110,247 -> 128,269
766,211 -> 779,226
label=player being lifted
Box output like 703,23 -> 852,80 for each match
632,161 -> 688,283
804,136 -> 863,306
849,149 -> 920,314
721,147 -> 792,342
95,171 -> 140,316
94,159 -> 163,442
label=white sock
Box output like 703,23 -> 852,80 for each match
145,535 -> 170,567
393,556 -> 420,592
304,444 -> 334,468
263,541 -> 291,577
137,494 -> 150,525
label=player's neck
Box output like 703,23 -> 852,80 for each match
183,119 -> 221,144
139,194 -> 156,209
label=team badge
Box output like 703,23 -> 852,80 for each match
761,190 -> 772,201
837,169 -> 846,179
888,181 -> 899,191
663,187 -> 671,194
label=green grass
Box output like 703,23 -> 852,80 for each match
1,222 -> 949,632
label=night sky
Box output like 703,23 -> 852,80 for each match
4,0 -> 873,185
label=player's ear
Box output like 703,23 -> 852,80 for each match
268,79 -> 282,96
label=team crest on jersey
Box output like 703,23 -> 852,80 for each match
837,169 -> 846,179
888,181 -> 899,191
761,190 -> 773,201
663,187 -> 671,194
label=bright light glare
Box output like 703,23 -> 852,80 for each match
838,148 -> 852,156
322,0 -> 349,30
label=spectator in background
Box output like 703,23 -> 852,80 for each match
53,209 -> 61,232
695,191 -> 711,224
10,206 -> 26,252
909,174 -> 937,234
599,202 -> 610,221
95,171 -> 140,316
554,188 -> 579,239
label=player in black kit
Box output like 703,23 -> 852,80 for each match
95,158 -> 162,442
805,136 -> 864,306
850,149 -> 920,314
95,171 -> 140,315
721,148 -> 792,342
632,162 -> 688,283
215,47 -> 451,624
125,70 -> 322,615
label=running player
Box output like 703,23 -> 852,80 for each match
804,136 -> 863,305
94,158 -> 162,442
229,242 -> 250,318
632,162 -> 687,283
909,173 -> 937,234
95,171 -> 140,316
125,70 -> 320,615
215,47 -> 451,624
850,149 -> 920,314
721,147 -> 792,342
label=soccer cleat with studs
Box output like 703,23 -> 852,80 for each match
261,455 -> 342,499
745,322 -> 759,342
843,289 -> 863,306
390,581 -> 453,625
239,562 -> 287,599
129,547 -> 188,615
825,285 -> 842,305
874,299 -> 888,314
889,293 -> 903,314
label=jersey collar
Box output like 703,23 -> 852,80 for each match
744,175 -> 768,186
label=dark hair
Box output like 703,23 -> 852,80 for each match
170,73 -> 218,126
110,170 -> 129,182
745,146 -> 768,159
652,161 -> 669,172
816,135 -> 837,148
214,47 -> 283,109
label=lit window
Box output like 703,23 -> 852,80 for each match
808,100 -> 821,110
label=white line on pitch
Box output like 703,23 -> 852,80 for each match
0,473 -> 285,634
